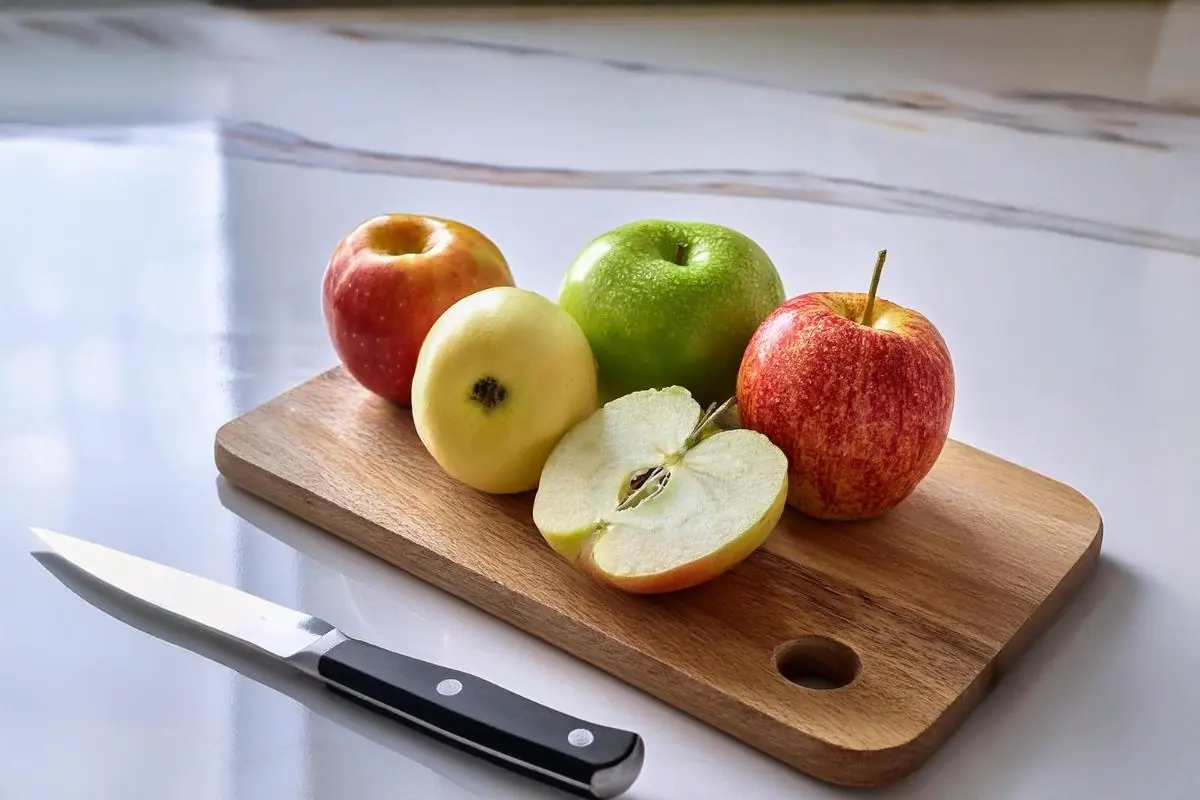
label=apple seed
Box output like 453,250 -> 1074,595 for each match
618,466 -> 670,511
628,466 -> 657,493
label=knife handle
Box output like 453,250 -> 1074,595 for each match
317,638 -> 644,798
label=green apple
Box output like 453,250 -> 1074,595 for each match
558,220 -> 786,407
411,286 -> 598,494
533,386 -> 788,593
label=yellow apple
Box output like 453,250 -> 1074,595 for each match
532,386 -> 788,593
411,286 -> 598,494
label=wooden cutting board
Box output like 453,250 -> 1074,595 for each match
214,366 -> 1103,788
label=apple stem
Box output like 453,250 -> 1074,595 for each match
860,249 -> 887,327
674,242 -> 690,266
684,396 -> 735,450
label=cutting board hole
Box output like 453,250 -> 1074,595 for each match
775,636 -> 860,690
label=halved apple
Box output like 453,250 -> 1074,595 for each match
532,386 -> 788,593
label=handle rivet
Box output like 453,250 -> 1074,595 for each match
436,678 -> 463,696
568,728 -> 594,747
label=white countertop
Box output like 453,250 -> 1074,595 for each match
2,3 -> 1198,798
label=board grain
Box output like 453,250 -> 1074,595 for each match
214,366 -> 1103,788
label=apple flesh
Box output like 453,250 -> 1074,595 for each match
533,386 -> 788,593
412,286 -> 598,495
737,252 -> 954,521
558,220 -> 785,407
322,213 -> 515,405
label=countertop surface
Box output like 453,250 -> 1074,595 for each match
2,3 -> 1198,798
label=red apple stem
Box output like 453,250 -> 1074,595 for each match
860,249 -> 887,327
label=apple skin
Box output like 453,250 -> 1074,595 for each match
412,286 -> 598,495
559,220 -> 785,407
575,486 -> 786,594
736,291 -> 954,521
321,214 -> 515,405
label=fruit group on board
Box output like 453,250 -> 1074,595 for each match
737,251 -> 954,521
318,206 -> 957,592
558,220 -> 785,407
412,286 -> 598,495
533,387 -> 788,593
322,213 -> 515,405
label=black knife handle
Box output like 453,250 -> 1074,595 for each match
317,638 -> 644,798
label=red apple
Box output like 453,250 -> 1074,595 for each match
736,251 -> 954,521
321,214 -> 515,404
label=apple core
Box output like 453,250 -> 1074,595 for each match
533,387 -> 789,593
619,465 -> 671,510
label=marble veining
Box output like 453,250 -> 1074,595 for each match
10,118 -> 1188,257
220,120 -> 1199,256
93,16 -> 187,50
819,89 -> 1200,152
7,115 -> 1196,257
323,25 -> 1200,154
0,12 -> 228,59
4,10 -> 1200,154
2,108 -> 1195,258
2,8 -> 1196,261
17,18 -> 104,48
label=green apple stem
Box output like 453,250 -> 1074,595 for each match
860,249 -> 887,327
674,242 -> 690,266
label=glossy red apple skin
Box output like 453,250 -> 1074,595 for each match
321,214 -> 515,405
736,292 -> 954,521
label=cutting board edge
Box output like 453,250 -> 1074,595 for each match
214,420 -> 930,787
995,515 -> 1104,675
211,366 -> 1106,789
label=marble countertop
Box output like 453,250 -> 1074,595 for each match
1,3 -> 1198,798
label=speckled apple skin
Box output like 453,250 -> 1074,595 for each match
736,292 -> 955,521
322,214 -> 514,405
558,220 -> 785,408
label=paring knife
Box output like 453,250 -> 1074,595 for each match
31,528 -> 644,799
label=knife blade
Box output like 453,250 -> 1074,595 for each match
30,528 -> 644,799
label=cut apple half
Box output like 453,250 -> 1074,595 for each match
532,386 -> 788,593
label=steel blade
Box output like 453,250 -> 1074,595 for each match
32,528 -> 334,659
